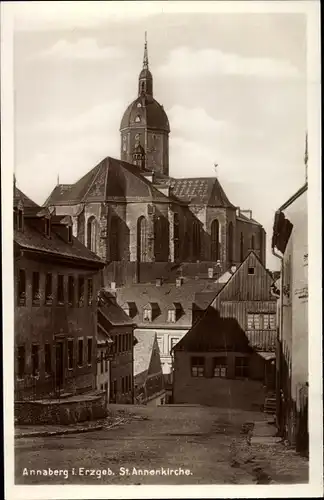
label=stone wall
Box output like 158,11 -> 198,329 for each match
15,393 -> 108,425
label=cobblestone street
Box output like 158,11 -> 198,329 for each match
15,405 -> 308,485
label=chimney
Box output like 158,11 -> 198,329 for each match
176,277 -> 183,287
208,268 -> 214,279
156,278 -> 162,287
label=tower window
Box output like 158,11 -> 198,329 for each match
137,102 -> 142,108
135,115 -> 141,122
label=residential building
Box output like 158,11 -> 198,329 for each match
272,181 -> 308,454
133,331 -> 166,405
14,187 -> 104,401
172,252 -> 277,410
97,289 -> 136,404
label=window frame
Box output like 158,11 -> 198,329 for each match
44,343 -> 52,376
213,356 -> 227,378
45,273 -> 53,305
18,269 -> 26,306
78,276 -> 85,307
17,345 -> 25,379
68,275 -> 75,307
87,337 -> 93,365
77,338 -> 84,367
67,339 -> 74,370
190,356 -> 205,378
234,356 -> 249,378
31,344 -> 40,377
57,274 -> 65,305
32,271 -> 40,306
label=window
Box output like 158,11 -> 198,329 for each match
227,222 -> 234,263
18,269 -> 26,306
87,216 -> 97,253
235,357 -> 249,378
68,226 -> 73,243
87,338 -> 92,365
45,343 -> 51,375
143,308 -> 152,322
57,274 -> 64,305
211,219 -> 220,261
110,216 -> 120,260
248,267 -> 255,275
44,218 -> 51,237
251,235 -> 255,250
68,276 -> 75,306
135,115 -> 141,122
173,213 -> 180,260
87,278 -> 93,306
78,339 -> 83,366
45,273 -> 53,305
157,337 -> 164,354
263,314 -> 276,330
247,313 -> 261,330
137,102 -> 142,108
32,272 -> 40,305
31,344 -> 39,376
170,337 -> 179,351
191,356 -> 205,377
240,233 -> 244,262
100,351 -> 104,373
67,340 -> 74,369
168,309 -> 176,323
105,355 -> 108,372
192,220 -> 201,261
17,208 -> 24,231
117,335 -> 121,353
125,376 -> 128,393
122,377 -> 125,393
78,277 -> 85,306
213,357 -> 227,377
17,346 -> 25,379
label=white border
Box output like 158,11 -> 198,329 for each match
1,1 -> 322,499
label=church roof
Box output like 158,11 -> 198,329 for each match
120,96 -> 170,132
14,186 -> 39,208
44,157 -> 173,206
169,177 -> 235,207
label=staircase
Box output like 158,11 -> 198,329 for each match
264,395 -> 276,414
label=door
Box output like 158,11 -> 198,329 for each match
55,342 -> 64,391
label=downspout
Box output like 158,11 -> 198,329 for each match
272,245 -> 284,434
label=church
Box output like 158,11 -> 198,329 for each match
45,36 -> 266,286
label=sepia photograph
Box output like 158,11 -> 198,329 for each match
1,1 -> 322,498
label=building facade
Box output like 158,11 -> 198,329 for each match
14,187 -> 104,401
172,252 -> 277,410
272,182 -> 308,454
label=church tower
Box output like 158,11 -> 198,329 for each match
120,34 -> 170,176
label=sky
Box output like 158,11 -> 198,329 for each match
12,2 -> 308,270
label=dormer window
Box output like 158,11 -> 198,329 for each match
68,225 -> 73,243
44,218 -> 51,238
168,309 -> 176,323
122,302 -> 136,318
167,302 -> 182,323
143,307 -> 152,322
248,267 -> 255,275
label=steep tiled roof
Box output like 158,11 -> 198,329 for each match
14,186 -> 39,208
14,189 -> 104,266
98,292 -> 135,327
169,177 -> 235,207
115,280 -> 224,329
44,157 -> 173,206
236,212 -> 262,227
133,331 -> 157,378
174,307 -> 253,353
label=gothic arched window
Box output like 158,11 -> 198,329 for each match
154,216 -> 169,262
211,219 -> 220,261
87,216 -> 98,254
137,216 -> 147,262
173,213 -> 180,261
240,232 -> 244,262
192,220 -> 201,261
228,222 -> 234,263
110,216 -> 120,261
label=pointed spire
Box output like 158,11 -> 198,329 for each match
304,132 -> 308,183
57,173 -> 60,186
143,31 -> 149,69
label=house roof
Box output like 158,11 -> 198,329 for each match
236,212 -> 262,227
174,307 -> 253,353
115,280 -> 224,329
14,190 -> 104,267
133,331 -> 157,378
44,156 -> 173,206
98,291 -> 135,327
168,177 -> 235,207
14,186 -> 39,208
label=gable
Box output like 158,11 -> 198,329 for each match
212,251 -> 275,305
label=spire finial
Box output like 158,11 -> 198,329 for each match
57,173 -> 60,186
304,131 -> 308,182
143,31 -> 149,69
